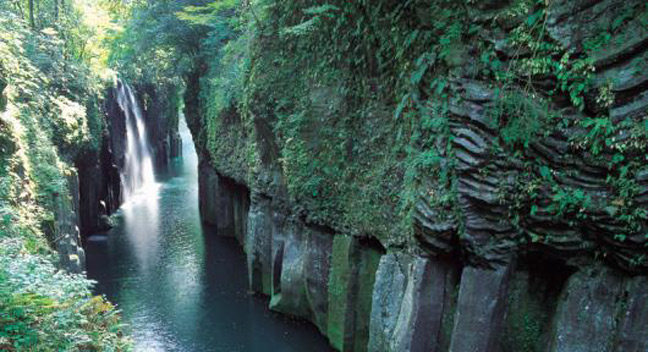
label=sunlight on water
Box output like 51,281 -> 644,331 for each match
121,185 -> 161,271
86,112 -> 331,351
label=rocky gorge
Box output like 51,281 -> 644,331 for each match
186,0 -> 648,351
51,81 -> 182,274
3,0 -> 648,350
195,150 -> 648,352
50,0 -> 648,349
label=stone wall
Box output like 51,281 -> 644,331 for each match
190,0 -> 648,349
198,167 -> 648,351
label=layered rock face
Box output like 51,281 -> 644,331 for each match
198,172 -> 384,351
191,0 -> 648,350
198,174 -> 648,351
401,0 -> 648,273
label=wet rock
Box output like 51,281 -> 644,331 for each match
499,256 -> 572,352
97,215 -> 114,232
232,188 -> 250,246
198,163 -> 233,233
77,137 -> 121,237
327,236 -> 382,352
369,252 -> 459,352
270,216 -> 310,318
269,219 -> 333,333
245,194 -> 273,295
414,193 -> 458,254
449,264 -> 512,352
303,226 -> 334,332
53,172 -> 86,273
67,253 -> 83,274
199,160 -> 221,226
548,265 -> 623,352
615,276 -> 648,352
368,252 -> 412,352
198,165 -> 249,239
328,235 -> 354,350
394,256 -> 457,352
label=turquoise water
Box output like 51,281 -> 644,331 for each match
85,119 -> 331,351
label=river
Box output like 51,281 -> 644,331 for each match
85,117 -> 331,351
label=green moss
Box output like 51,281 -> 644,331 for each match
326,235 -> 382,352
351,244 -> 382,352
501,271 -> 558,352
327,235 -> 353,350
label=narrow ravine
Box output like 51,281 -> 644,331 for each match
4,2 -> 648,351
85,117 -> 331,351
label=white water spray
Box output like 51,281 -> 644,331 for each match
116,81 -> 157,201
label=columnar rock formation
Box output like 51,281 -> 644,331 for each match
198,170 -> 648,351
190,0 -> 648,350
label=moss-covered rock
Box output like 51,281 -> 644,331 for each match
327,235 -> 382,351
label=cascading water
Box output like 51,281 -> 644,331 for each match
116,81 -> 157,201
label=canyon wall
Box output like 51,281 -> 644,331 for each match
189,0 -> 648,350
197,167 -> 648,352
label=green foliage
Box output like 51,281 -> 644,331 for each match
0,8 -> 130,350
0,238 -> 130,351
488,92 -> 556,150
488,1 -> 595,111
176,0 -> 239,26
232,0 -> 473,240
0,11 -> 101,225
577,116 -> 615,155
108,0 -> 216,85
115,0 -> 648,268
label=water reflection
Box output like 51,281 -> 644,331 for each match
86,116 -> 331,351
121,187 -> 160,272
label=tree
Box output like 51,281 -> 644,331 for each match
28,0 -> 34,28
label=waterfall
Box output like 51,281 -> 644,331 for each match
116,81 -> 157,201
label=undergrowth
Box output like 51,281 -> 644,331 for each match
0,7 -> 131,351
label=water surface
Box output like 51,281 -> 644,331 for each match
86,119 -> 331,351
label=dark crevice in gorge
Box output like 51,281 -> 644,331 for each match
198,163 -> 251,242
